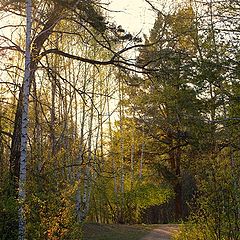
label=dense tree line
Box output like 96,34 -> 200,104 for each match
1,0 -> 240,239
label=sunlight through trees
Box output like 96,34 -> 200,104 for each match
1,0 -> 240,239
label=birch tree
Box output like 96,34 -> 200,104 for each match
18,0 -> 32,239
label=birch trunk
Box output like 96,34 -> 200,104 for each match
130,137 -> 135,189
10,4 -> 63,189
139,141 -> 144,179
50,53 -> 57,157
107,91 -> 117,196
76,61 -> 87,222
119,79 -> 125,222
18,0 -> 32,239
130,114 -> 135,189
81,67 -> 96,221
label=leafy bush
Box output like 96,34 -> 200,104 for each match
173,153 -> 240,240
126,182 -> 173,209
0,179 -> 18,240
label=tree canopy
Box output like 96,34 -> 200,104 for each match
1,0 -> 240,239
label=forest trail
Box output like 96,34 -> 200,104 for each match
140,224 -> 179,240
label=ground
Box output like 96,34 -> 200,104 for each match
140,224 -> 179,240
83,223 -> 179,240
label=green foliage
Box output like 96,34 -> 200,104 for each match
0,198 -> 18,240
26,183 -> 83,240
124,182 -> 174,223
0,178 -> 18,240
2,0 -> 240,238
173,223 -> 210,240
174,151 -> 240,240
89,172 -> 174,224
126,183 -> 173,210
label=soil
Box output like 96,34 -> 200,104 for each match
140,224 -> 179,240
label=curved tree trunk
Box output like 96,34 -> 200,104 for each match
10,90 -> 23,190
9,4 -> 63,190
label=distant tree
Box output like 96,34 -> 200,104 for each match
0,0 -> 144,192
132,4 -> 206,221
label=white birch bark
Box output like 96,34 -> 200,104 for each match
139,141 -> 144,179
76,62 -> 87,222
107,91 -> 117,196
18,0 -> 31,239
99,80 -> 104,171
130,112 -> 136,188
81,68 -> 96,221
130,129 -> 135,189
119,80 -> 125,221
50,51 -> 56,157
139,117 -> 145,179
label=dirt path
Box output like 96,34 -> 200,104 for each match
140,224 -> 179,240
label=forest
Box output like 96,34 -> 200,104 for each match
0,0 -> 240,239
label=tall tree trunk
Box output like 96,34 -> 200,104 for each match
119,79 -> 125,223
76,61 -> 87,222
107,90 -> 117,203
174,147 -> 182,221
139,140 -> 144,179
10,91 -> 23,189
130,116 -> 135,189
169,144 -> 183,221
18,0 -> 32,238
9,4 -> 63,190
81,65 -> 96,222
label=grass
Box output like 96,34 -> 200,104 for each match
82,223 -> 150,240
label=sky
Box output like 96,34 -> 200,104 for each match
104,0 -> 157,36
